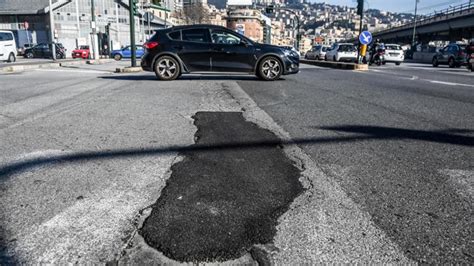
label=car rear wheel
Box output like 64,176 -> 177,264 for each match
448,57 -> 455,68
395,62 -> 401,66
257,56 -> 282,81
432,57 -> 438,67
26,52 -> 33,59
7,53 -> 16,63
154,56 -> 180,81
114,54 -> 122,61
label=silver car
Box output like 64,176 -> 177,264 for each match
305,45 -> 330,60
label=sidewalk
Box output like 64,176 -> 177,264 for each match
0,58 -> 115,73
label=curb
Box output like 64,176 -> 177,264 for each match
115,66 -> 142,73
301,59 -> 369,71
0,59 -> 114,73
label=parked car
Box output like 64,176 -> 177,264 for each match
71,45 -> 90,59
18,43 -> 35,56
111,45 -> 145,60
325,43 -> 357,62
0,30 -> 17,62
305,45 -> 329,60
432,43 -> 467,68
141,25 -> 299,81
24,43 -> 67,59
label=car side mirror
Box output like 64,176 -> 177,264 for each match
240,40 -> 249,47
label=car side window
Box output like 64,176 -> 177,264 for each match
0,32 -> 13,41
181,28 -> 210,43
211,30 -> 241,45
168,31 -> 181,40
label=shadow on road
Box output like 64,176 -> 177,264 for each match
1,125 -> 472,179
99,74 -> 268,81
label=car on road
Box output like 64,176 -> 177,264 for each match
141,25 -> 300,81
325,43 -> 357,62
305,45 -> 329,60
24,43 -> 67,59
432,43 -> 467,68
72,45 -> 90,59
18,43 -> 35,56
0,30 -> 17,62
111,45 -> 144,60
365,43 -> 404,65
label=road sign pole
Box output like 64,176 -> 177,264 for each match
48,0 -> 56,60
357,4 -> 364,64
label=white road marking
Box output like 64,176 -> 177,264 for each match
424,80 -> 474,88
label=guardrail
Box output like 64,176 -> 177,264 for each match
375,1 -> 474,35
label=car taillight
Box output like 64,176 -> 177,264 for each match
144,41 -> 159,49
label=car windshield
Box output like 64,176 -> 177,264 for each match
385,45 -> 401,50
339,45 -> 356,52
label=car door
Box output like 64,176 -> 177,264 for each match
121,46 -> 131,58
136,45 -> 145,58
438,46 -> 449,63
178,28 -> 212,71
209,29 -> 255,72
34,43 -> 47,58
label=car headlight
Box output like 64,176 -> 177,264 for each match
283,49 -> 298,57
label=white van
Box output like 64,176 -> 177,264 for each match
0,31 -> 17,62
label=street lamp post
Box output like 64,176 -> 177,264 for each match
91,0 -> 99,60
48,0 -> 56,60
412,0 -> 419,48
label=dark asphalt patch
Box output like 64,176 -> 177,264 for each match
140,112 -> 303,262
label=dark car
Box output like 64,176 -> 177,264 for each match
24,43 -> 66,59
141,25 -> 299,81
432,43 -> 467,68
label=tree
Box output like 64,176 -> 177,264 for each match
183,2 -> 209,24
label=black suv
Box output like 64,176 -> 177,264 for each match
432,43 -> 467,68
141,25 -> 299,81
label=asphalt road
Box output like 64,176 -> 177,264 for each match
0,61 -> 472,264
238,62 -> 473,264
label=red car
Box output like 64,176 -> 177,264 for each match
71,45 -> 90,59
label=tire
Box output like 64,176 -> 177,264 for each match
114,54 -> 122,61
26,52 -> 33,59
432,57 -> 438,67
257,56 -> 282,81
395,62 -> 401,66
316,55 -> 320,60
333,56 -> 336,61
324,55 -> 328,61
7,52 -> 16,63
154,55 -> 181,81
448,57 -> 455,68
382,61 -> 386,65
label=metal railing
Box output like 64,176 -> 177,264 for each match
376,1 -> 474,34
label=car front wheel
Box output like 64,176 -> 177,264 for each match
257,56 -> 282,81
432,57 -> 438,67
114,54 -> 122,61
154,56 -> 180,81
7,52 -> 16,62
26,52 -> 33,58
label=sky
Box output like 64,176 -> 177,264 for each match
315,0 -> 468,14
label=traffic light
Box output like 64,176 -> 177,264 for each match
357,0 -> 364,16
265,5 -> 274,14
131,0 -> 138,16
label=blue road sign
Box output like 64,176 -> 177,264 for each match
359,31 -> 373,45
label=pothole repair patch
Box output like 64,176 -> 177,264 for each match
139,111 -> 303,262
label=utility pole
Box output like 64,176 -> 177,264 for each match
412,0 -> 419,49
129,0 -> 137,67
91,0 -> 99,60
48,0 -> 56,60
75,0 -> 81,46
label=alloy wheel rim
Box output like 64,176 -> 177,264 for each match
262,59 -> 280,79
158,59 -> 177,78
